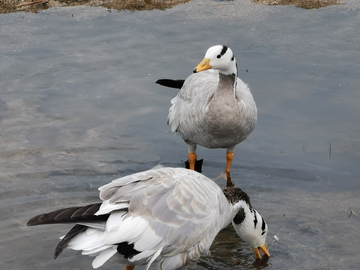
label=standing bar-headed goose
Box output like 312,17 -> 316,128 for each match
164,45 -> 257,177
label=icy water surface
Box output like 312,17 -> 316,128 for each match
1,1 -> 360,269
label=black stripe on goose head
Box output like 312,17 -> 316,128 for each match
233,207 -> 246,225
253,210 -> 258,228
217,45 -> 228,59
261,216 -> 267,235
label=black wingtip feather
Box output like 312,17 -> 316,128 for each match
54,224 -> 88,259
155,79 -> 185,89
26,203 -> 108,226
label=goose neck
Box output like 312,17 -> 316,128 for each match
218,72 -> 237,95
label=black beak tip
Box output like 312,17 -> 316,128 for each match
192,68 -> 197,73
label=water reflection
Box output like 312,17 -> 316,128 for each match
198,226 -> 270,270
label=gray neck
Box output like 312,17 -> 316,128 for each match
218,73 -> 237,96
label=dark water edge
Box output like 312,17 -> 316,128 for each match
0,0 -> 341,14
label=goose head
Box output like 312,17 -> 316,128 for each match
193,45 -> 237,76
223,187 -> 270,259
233,203 -> 270,259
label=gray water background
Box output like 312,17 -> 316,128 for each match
1,0 -> 360,269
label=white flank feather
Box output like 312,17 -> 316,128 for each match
92,246 -> 118,269
68,229 -> 103,250
95,200 -> 128,215
81,244 -> 111,256
146,247 -> 163,270
78,222 -> 106,231
133,224 -> 163,251
160,255 -> 184,270
103,216 -> 148,244
105,211 -> 127,232
129,250 -> 156,262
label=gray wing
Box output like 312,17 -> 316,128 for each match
98,167 -> 228,255
167,70 -> 219,135
233,77 -> 258,135
234,77 -> 258,123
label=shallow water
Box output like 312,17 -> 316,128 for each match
1,1 -> 360,269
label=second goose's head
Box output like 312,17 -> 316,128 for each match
223,187 -> 270,259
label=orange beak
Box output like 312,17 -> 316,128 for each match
252,241 -> 270,259
193,58 -> 212,73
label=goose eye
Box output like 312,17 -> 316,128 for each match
217,54 -> 221,59
231,55 -> 234,61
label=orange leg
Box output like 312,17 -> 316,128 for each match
226,151 -> 234,175
188,152 -> 198,170
126,265 -> 136,270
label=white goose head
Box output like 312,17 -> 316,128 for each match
193,45 -> 237,76
223,187 -> 270,259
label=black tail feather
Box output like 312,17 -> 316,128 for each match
27,203 -> 109,226
156,79 -> 185,89
54,224 -> 88,259
116,242 -> 141,259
